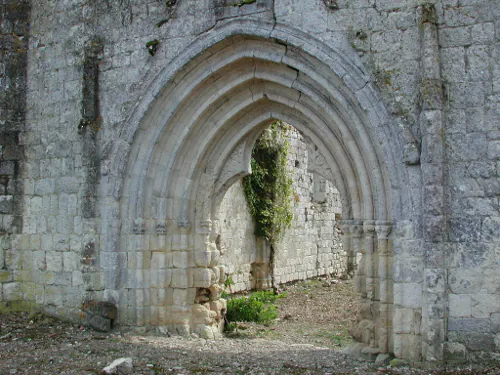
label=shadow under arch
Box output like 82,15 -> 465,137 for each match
100,19 -> 419,360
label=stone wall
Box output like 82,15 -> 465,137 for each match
0,0 -> 30,311
218,180 -> 259,292
437,1 -> 500,363
0,0 -> 497,364
219,129 -> 345,293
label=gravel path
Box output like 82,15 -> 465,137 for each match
1,280 -> 499,375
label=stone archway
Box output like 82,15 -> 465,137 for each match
101,19 -> 418,360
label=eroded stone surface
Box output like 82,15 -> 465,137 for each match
0,0 -> 499,366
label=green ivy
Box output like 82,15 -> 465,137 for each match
243,122 -> 294,243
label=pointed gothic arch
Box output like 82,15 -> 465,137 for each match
100,19 -> 419,358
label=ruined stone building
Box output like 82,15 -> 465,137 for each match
219,127 -> 346,292
1,0 -> 499,366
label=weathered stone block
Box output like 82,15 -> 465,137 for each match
448,331 -> 496,352
449,294 -> 472,317
393,283 -> 422,309
3,282 -> 22,300
491,313 -> 500,333
488,140 -> 500,159
393,333 -> 421,361
471,294 -> 500,318
173,251 -> 188,269
45,251 -> 63,272
448,318 -> 490,332
393,258 -> 423,283
444,342 -> 468,362
448,217 -> 481,242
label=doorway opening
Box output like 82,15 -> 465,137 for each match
217,121 -> 360,348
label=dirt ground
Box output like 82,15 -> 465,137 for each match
224,277 -> 358,349
1,279 -> 499,375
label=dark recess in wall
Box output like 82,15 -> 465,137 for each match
0,1 -> 31,234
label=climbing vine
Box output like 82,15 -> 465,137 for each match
243,122 -> 294,243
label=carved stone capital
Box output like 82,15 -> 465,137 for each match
338,220 -> 353,235
177,219 -> 191,231
363,220 -> 376,234
196,219 -> 212,235
375,221 -> 392,239
351,220 -> 364,238
200,220 -> 212,228
133,218 -> 145,234
156,220 -> 167,235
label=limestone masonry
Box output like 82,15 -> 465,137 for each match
0,0 -> 499,366
219,128 -> 346,292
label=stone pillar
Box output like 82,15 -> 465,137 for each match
170,220 -> 192,335
351,220 -> 365,297
191,219 -> 225,339
363,220 -> 377,301
338,220 -> 355,274
252,238 -> 274,290
376,221 -> 393,353
363,220 -> 378,348
418,4 -> 446,363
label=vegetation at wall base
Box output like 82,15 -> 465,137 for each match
243,121 -> 294,243
224,290 -> 285,328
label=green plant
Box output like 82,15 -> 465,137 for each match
232,0 -> 256,6
156,19 -> 168,28
224,322 -> 237,332
243,122 -> 294,243
249,290 -> 286,303
224,275 -> 234,289
225,291 -> 282,324
146,39 -> 160,56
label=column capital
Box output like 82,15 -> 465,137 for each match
338,219 -> 353,235
363,219 -> 376,233
177,219 -> 191,233
338,219 -> 364,237
133,218 -> 146,234
375,221 -> 392,239
351,220 -> 364,238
